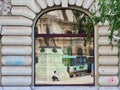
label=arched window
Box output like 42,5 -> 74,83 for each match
77,48 -> 83,55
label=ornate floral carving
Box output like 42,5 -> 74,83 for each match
0,0 -> 11,15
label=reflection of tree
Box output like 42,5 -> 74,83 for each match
71,11 -> 93,53
43,25 -> 57,47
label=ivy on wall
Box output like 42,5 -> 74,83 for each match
94,0 -> 120,45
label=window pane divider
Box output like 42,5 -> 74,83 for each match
35,34 -> 88,37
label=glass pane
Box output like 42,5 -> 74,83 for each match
35,10 -> 93,35
35,9 -> 94,85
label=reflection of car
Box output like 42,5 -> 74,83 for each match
62,55 -> 88,77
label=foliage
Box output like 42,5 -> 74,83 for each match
71,11 -> 93,52
93,0 -> 120,46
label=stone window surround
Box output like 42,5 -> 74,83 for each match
33,6 -> 97,86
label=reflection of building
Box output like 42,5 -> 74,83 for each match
35,10 -> 94,57
36,47 -> 69,82
36,38 -> 93,55
36,10 -> 74,34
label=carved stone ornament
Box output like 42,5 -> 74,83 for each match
0,0 -> 11,15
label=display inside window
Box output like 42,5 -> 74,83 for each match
34,9 -> 94,85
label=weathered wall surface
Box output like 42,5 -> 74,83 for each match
0,0 -> 119,90
98,25 -> 119,87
